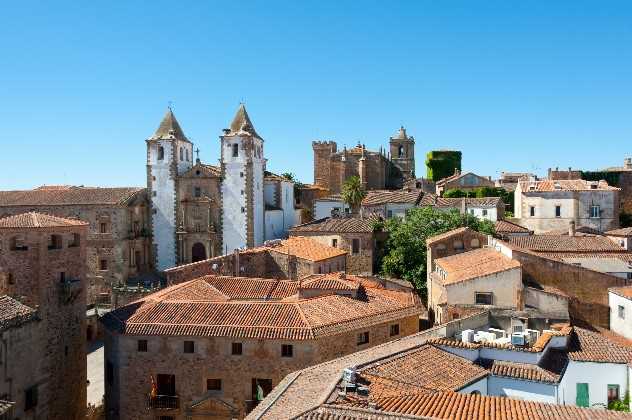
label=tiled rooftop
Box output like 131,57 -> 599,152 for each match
609,286 -> 632,301
101,274 -> 422,340
568,327 -> 632,364
0,212 -> 89,229
360,344 -> 488,392
508,235 -> 624,252
435,197 -> 503,208
519,179 -> 619,192
494,219 -> 532,234
264,237 -> 347,262
291,217 -> 378,234
607,227 -> 632,237
361,190 -> 422,206
477,355 -> 566,384
433,248 -> 520,285
0,186 -> 144,206
0,295 -> 38,332
426,226 -> 475,245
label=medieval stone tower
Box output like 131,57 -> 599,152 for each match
146,108 -> 194,271
389,126 -> 415,179
221,104 -> 266,252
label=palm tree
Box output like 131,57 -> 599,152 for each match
341,176 -> 366,215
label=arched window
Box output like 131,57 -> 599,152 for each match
471,238 -> 480,248
158,146 -> 165,160
398,145 -> 404,157
180,147 -> 184,161
232,144 -> 239,158
453,240 -> 464,251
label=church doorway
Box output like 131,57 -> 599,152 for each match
191,242 -> 207,262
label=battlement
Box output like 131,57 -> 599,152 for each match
312,140 -> 337,153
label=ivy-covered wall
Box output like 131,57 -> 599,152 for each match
581,171 -> 621,187
426,150 -> 462,181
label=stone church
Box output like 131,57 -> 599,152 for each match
312,126 -> 415,194
147,105 -> 296,271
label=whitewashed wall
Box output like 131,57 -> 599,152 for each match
281,181 -> 295,233
222,138 -> 247,252
559,360 -> 628,407
488,377 -> 558,403
314,199 -> 348,220
252,156 -> 265,246
149,140 -> 176,271
459,378 -> 488,395
265,210 -> 284,241
609,292 -> 632,340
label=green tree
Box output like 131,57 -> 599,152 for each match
341,176 -> 366,214
443,189 -> 467,198
380,207 -> 494,299
281,172 -> 295,182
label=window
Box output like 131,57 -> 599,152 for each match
387,210 -> 393,218
482,209 -> 488,216
100,222 -> 109,234
99,259 -> 108,271
241,207 -> 245,213
453,240 -> 464,251
475,292 -> 493,305
232,144 -> 239,157
331,238 -> 338,248
152,191 -> 157,197
25,385 -> 38,410
240,172 -> 244,178
618,305 -> 625,319
471,239 -> 480,248
9,236 -> 27,251
232,342 -> 243,355
357,331 -> 370,345
207,378 -> 222,391
179,147 -> 184,161
158,146 -> 165,160
69,233 -> 80,247
398,145 -> 404,157
194,187 -> 201,198
48,234 -> 62,250
529,206 -> 535,217
7,273 -> 15,285
608,384 -> 620,402
390,324 -> 400,337
352,238 -> 360,255
591,205 -> 600,218
59,272 -> 66,283
137,340 -> 148,352
576,383 -> 589,407
184,341 -> 195,353
106,361 -> 114,386
281,344 -> 293,358
186,149 -> 190,161
555,205 -> 561,218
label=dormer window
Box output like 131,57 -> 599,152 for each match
232,144 -> 239,158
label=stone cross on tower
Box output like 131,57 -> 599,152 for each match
195,148 -> 200,163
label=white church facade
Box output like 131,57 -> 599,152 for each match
146,105 -> 296,271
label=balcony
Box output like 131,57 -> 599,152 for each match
146,394 -> 179,410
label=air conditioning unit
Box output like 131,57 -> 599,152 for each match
525,329 -> 541,344
496,337 -> 511,345
511,332 -> 527,346
475,331 -> 495,343
342,367 -> 356,384
488,328 -> 506,339
461,329 -> 475,343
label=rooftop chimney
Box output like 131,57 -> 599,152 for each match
569,220 -> 576,237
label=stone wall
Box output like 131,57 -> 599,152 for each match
510,249 -> 627,328
0,224 -> 88,419
103,314 -> 419,420
0,202 -> 150,305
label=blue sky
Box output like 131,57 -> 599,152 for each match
1,1 -> 631,190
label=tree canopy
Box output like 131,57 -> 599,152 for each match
379,206 -> 495,299
341,176 -> 366,213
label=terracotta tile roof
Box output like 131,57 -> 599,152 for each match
360,344 -> 488,392
435,197 -> 503,208
264,171 -> 291,182
350,391 -> 630,420
519,179 -> 619,191
436,171 -> 492,187
266,237 -> 347,262
607,227 -> 632,237
508,235 -> 624,252
433,248 -> 520,285
495,219 -> 532,234
101,275 -> 422,340
0,295 -> 38,332
290,217 -> 378,234
568,327 -> 632,364
478,356 -> 565,383
425,227 -> 471,245
428,331 -> 557,354
542,225 -> 603,236
301,273 -> 359,291
361,190 -> 422,206
0,212 -> 89,229
0,186 -> 144,206
538,252 -> 632,263
182,163 -> 221,178
417,192 -> 438,206
610,286 -> 632,300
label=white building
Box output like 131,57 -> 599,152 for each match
147,105 -> 298,270
433,197 -> 504,221
514,179 -> 620,234
313,195 -> 349,220
609,287 -> 632,340
360,189 -> 422,219
607,227 -> 632,251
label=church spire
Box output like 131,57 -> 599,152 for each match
228,104 -> 260,139
152,108 -> 189,142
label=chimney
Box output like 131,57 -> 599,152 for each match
569,220 -> 576,237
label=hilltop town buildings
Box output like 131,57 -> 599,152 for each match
0,212 -> 88,419
101,272 -> 423,419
